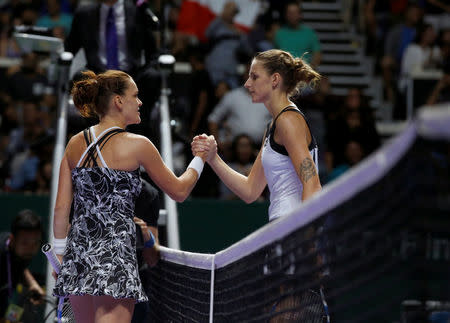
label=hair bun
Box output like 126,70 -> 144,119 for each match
71,71 -> 99,118
294,57 -> 320,85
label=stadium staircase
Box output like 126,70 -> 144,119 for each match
301,1 -> 386,118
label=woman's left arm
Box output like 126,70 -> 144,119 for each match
276,113 -> 322,201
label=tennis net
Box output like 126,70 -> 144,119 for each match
147,106 -> 450,322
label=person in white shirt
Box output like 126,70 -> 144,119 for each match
399,23 -> 441,91
207,85 -> 271,158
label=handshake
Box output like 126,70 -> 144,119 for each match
191,134 -> 218,163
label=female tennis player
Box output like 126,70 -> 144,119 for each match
193,49 -> 322,219
192,49 -> 328,321
52,70 -> 209,323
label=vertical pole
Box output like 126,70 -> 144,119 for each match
209,255 -> 215,323
158,56 -> 180,249
44,52 -> 73,320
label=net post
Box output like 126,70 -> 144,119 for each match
158,55 -> 180,250
209,254 -> 215,323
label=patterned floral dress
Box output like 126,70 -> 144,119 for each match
53,127 -> 148,302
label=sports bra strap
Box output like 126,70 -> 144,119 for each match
268,105 -> 318,153
272,105 -> 297,127
76,126 -> 125,168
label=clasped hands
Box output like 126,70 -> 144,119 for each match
191,134 -> 217,162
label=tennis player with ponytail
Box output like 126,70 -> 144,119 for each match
52,70 -> 211,323
193,49 -> 322,219
192,49 -> 329,321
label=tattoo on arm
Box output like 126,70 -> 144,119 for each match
299,157 -> 317,183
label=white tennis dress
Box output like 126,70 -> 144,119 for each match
261,106 -> 319,221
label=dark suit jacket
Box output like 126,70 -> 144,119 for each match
65,0 -> 156,76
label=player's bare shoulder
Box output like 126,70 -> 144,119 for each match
276,110 -> 307,133
65,131 -> 88,168
123,132 -> 156,154
123,132 -> 152,145
121,132 -> 159,164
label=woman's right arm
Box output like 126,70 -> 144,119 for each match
206,149 -> 267,204
53,153 -> 73,259
136,136 -> 206,202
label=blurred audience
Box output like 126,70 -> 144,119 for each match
207,67 -> 271,161
187,45 -> 215,139
326,88 -> 380,172
381,3 -> 423,105
247,17 -> 280,53
399,23 -> 441,92
426,62 -> 450,105
6,52 -> 48,102
301,76 -> 342,125
424,0 -> 450,31
204,1 -> 252,88
36,0 -> 73,38
64,0 -> 157,76
0,209 -> 44,320
274,1 -> 321,68
218,134 -> 258,200
0,0 -> 448,195
327,139 -> 365,182
0,11 -> 21,58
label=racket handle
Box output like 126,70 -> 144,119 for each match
42,243 -> 61,274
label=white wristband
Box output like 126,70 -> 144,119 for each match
53,237 -> 67,255
187,156 -> 204,177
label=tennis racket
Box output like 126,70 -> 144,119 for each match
42,243 -> 75,323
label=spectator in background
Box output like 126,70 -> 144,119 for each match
0,209 -> 44,320
0,11 -> 21,58
327,139 -> 365,182
40,0 -> 78,15
36,0 -> 73,38
19,5 -> 39,27
39,86 -> 57,130
326,88 -> 380,170
168,3 -> 195,60
436,28 -> 450,69
204,1 -> 252,88
213,80 -> 231,107
426,31 -> 450,105
399,23 -> 441,92
6,52 -> 48,102
301,76 -> 342,125
34,159 -> 52,194
255,20 -> 280,52
247,16 -> 280,53
65,0 -> 157,77
381,3 -> 423,105
6,100 -> 47,160
8,133 -> 54,192
0,1 -> 40,32
208,66 -> 271,161
0,97 -> 19,188
0,97 -> 19,137
274,1 -> 321,68
424,0 -> 450,31
218,134 -> 258,200
187,45 -> 215,139
363,0 -> 391,59
186,45 -> 220,198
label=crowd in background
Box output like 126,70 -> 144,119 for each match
0,0 -> 449,199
